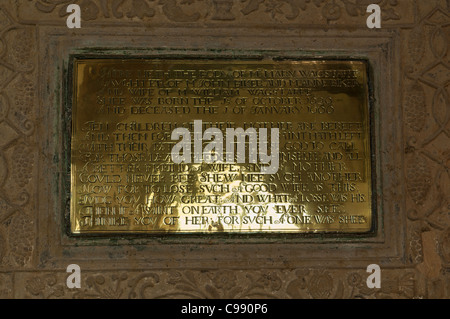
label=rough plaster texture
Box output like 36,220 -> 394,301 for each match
0,0 -> 448,298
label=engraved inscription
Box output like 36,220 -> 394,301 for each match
70,59 -> 373,234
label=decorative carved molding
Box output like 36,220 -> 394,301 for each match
16,0 -> 414,25
403,5 -> 449,283
14,268 -> 422,299
0,6 -> 36,270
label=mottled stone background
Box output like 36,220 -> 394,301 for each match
0,0 -> 448,299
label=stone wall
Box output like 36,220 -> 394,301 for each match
0,0 -> 448,298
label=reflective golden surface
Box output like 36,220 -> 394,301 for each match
71,59 -> 373,234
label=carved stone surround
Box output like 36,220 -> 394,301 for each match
0,0 -> 448,298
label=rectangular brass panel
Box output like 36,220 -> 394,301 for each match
70,59 -> 373,234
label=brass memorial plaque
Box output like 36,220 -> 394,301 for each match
70,59 -> 373,234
